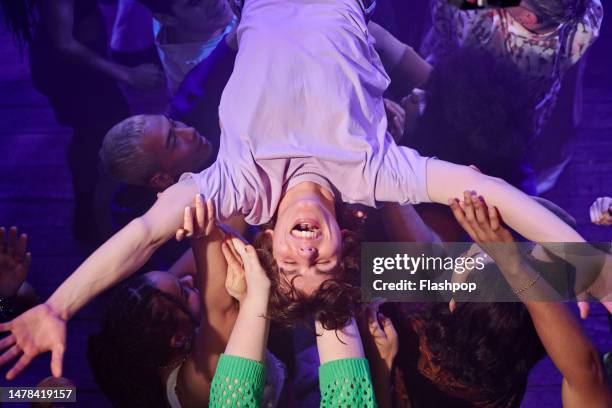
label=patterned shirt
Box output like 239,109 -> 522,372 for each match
421,0 -> 603,135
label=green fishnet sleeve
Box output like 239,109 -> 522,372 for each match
209,354 -> 266,407
319,358 -> 377,407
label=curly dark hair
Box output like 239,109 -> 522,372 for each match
87,275 -> 198,408
390,302 -> 545,407
410,47 -> 534,190
253,205 -> 365,330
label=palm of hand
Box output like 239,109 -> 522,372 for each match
0,304 -> 66,380
225,263 -> 247,302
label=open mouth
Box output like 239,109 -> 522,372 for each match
290,221 -> 322,239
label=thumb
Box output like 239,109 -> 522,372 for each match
51,345 -> 65,378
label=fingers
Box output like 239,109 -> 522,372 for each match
367,308 -> 384,339
240,245 -> 262,270
15,233 -> 27,262
230,237 -> 247,257
176,206 -> 195,241
205,199 -> 215,236
449,297 -> 456,313
22,252 -> 32,273
0,335 -> 15,353
50,345 -> 65,378
6,352 -> 32,380
0,321 -> 11,334
448,198 -> 478,240
488,205 -> 500,231
0,344 -> 21,369
577,301 -> 590,320
7,226 -> 17,257
464,192 -> 487,239
195,194 -> 206,234
183,206 -> 194,238
472,195 -> 490,230
221,242 -> 242,270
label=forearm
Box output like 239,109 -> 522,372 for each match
46,218 -> 159,320
224,295 -> 270,362
316,318 -> 365,364
367,21 -> 431,94
526,301 -> 604,383
496,259 -> 607,394
426,160 -> 585,243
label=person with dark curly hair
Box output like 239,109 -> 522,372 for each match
87,197 -> 285,407
0,0 -> 605,380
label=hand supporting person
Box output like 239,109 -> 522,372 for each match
358,300 -> 398,408
209,237 -> 271,407
0,180 -> 200,379
450,193 -> 612,408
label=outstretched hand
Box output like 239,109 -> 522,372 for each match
175,195 -> 216,241
448,191 -> 520,265
0,227 -> 32,298
0,303 -> 66,380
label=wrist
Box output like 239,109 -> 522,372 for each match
45,298 -> 70,321
241,293 -> 269,311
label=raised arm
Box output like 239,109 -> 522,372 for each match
209,239 -> 271,407
367,21 -> 432,96
174,195 -> 241,393
0,179 -> 198,379
316,318 -> 377,407
450,196 -> 612,408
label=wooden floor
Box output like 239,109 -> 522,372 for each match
0,7 -> 610,408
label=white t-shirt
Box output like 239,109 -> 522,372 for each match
181,0 -> 431,225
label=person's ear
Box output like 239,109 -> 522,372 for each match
149,172 -> 174,191
264,229 -> 274,239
